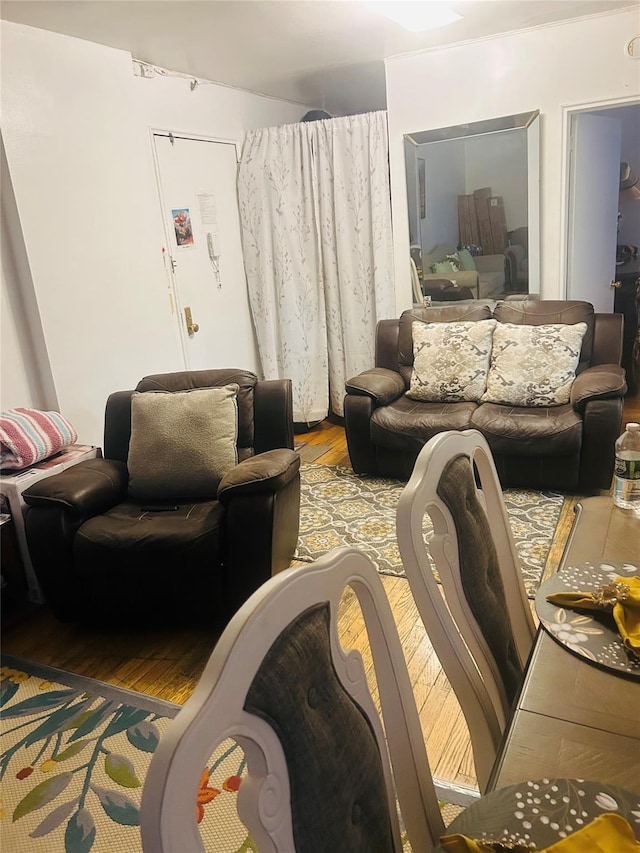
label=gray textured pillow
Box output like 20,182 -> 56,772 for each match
481,322 -> 587,406
128,385 -> 238,500
407,319 -> 497,402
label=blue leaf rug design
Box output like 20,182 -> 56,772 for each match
0,656 -> 252,853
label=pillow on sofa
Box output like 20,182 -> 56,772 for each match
407,319 -> 497,403
433,260 -> 459,275
128,385 -> 239,500
0,407 -> 78,471
457,248 -> 476,271
481,322 -> 588,407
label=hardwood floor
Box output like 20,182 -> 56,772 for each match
3,392 -> 638,792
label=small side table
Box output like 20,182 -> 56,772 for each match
0,445 -> 101,602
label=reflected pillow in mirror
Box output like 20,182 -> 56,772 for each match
128,385 -> 238,500
433,260 -> 458,275
456,248 -> 476,270
481,322 -> 587,407
407,319 -> 497,403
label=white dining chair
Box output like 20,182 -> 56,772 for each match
140,546 -> 446,852
396,429 -> 536,793
410,256 -> 423,303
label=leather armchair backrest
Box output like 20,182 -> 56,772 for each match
104,369 -> 259,463
492,300 -> 595,373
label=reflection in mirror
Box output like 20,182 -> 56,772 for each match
404,111 -> 540,301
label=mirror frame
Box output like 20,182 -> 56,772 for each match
404,110 -> 540,294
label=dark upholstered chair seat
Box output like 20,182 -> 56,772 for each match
75,500 -> 224,560
471,402 -> 583,455
73,500 -> 225,618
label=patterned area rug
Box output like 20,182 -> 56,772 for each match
1,657 -> 471,853
296,463 -> 566,598
0,656 -> 252,853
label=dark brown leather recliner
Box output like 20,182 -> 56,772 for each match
22,369 -> 301,624
344,301 -> 626,491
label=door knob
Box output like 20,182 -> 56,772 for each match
184,306 -> 200,335
610,280 -> 622,289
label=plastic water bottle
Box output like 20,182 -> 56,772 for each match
614,422 -> 640,512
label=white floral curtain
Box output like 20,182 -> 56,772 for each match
237,111 -> 395,422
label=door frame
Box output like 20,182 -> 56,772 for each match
559,95 -> 640,298
148,127 -> 241,368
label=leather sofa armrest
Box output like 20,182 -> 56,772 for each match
218,448 -> 300,504
504,244 -> 526,264
592,313 -> 624,366
345,368 -> 405,405
254,378 -> 294,452
21,459 -> 128,517
570,365 -> 627,412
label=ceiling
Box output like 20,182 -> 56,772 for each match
2,1 -> 639,114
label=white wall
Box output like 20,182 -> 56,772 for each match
386,8 -> 640,314
0,21 -> 307,445
419,138 -> 465,251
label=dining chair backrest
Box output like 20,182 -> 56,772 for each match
411,256 -> 423,303
396,429 -> 536,792
140,546 -> 446,853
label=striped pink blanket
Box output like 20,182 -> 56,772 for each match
0,407 -> 77,471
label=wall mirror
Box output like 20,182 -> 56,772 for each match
404,110 -> 540,298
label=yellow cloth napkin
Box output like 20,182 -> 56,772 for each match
546,575 -> 640,659
439,812 -> 640,852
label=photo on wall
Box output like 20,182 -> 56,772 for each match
172,208 -> 194,246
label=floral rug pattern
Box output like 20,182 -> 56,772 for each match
0,658 -> 252,853
296,463 -> 566,597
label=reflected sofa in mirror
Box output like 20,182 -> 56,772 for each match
404,111 -> 540,299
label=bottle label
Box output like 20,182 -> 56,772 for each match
615,457 -> 640,479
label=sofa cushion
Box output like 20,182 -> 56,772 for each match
128,385 -> 238,500
407,319 -> 497,403
481,322 -> 587,406
371,395 -> 477,452
471,402 -> 583,456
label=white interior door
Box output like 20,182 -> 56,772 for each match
153,133 -> 259,372
566,113 -> 622,312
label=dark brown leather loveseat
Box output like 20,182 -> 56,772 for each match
22,369 -> 301,623
344,301 -> 626,490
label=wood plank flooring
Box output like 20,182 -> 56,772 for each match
3,393 -> 638,791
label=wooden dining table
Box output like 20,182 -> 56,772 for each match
488,496 -> 640,794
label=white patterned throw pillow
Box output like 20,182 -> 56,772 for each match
481,322 -> 588,407
407,319 -> 497,403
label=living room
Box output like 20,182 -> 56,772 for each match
1,2 -> 640,850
